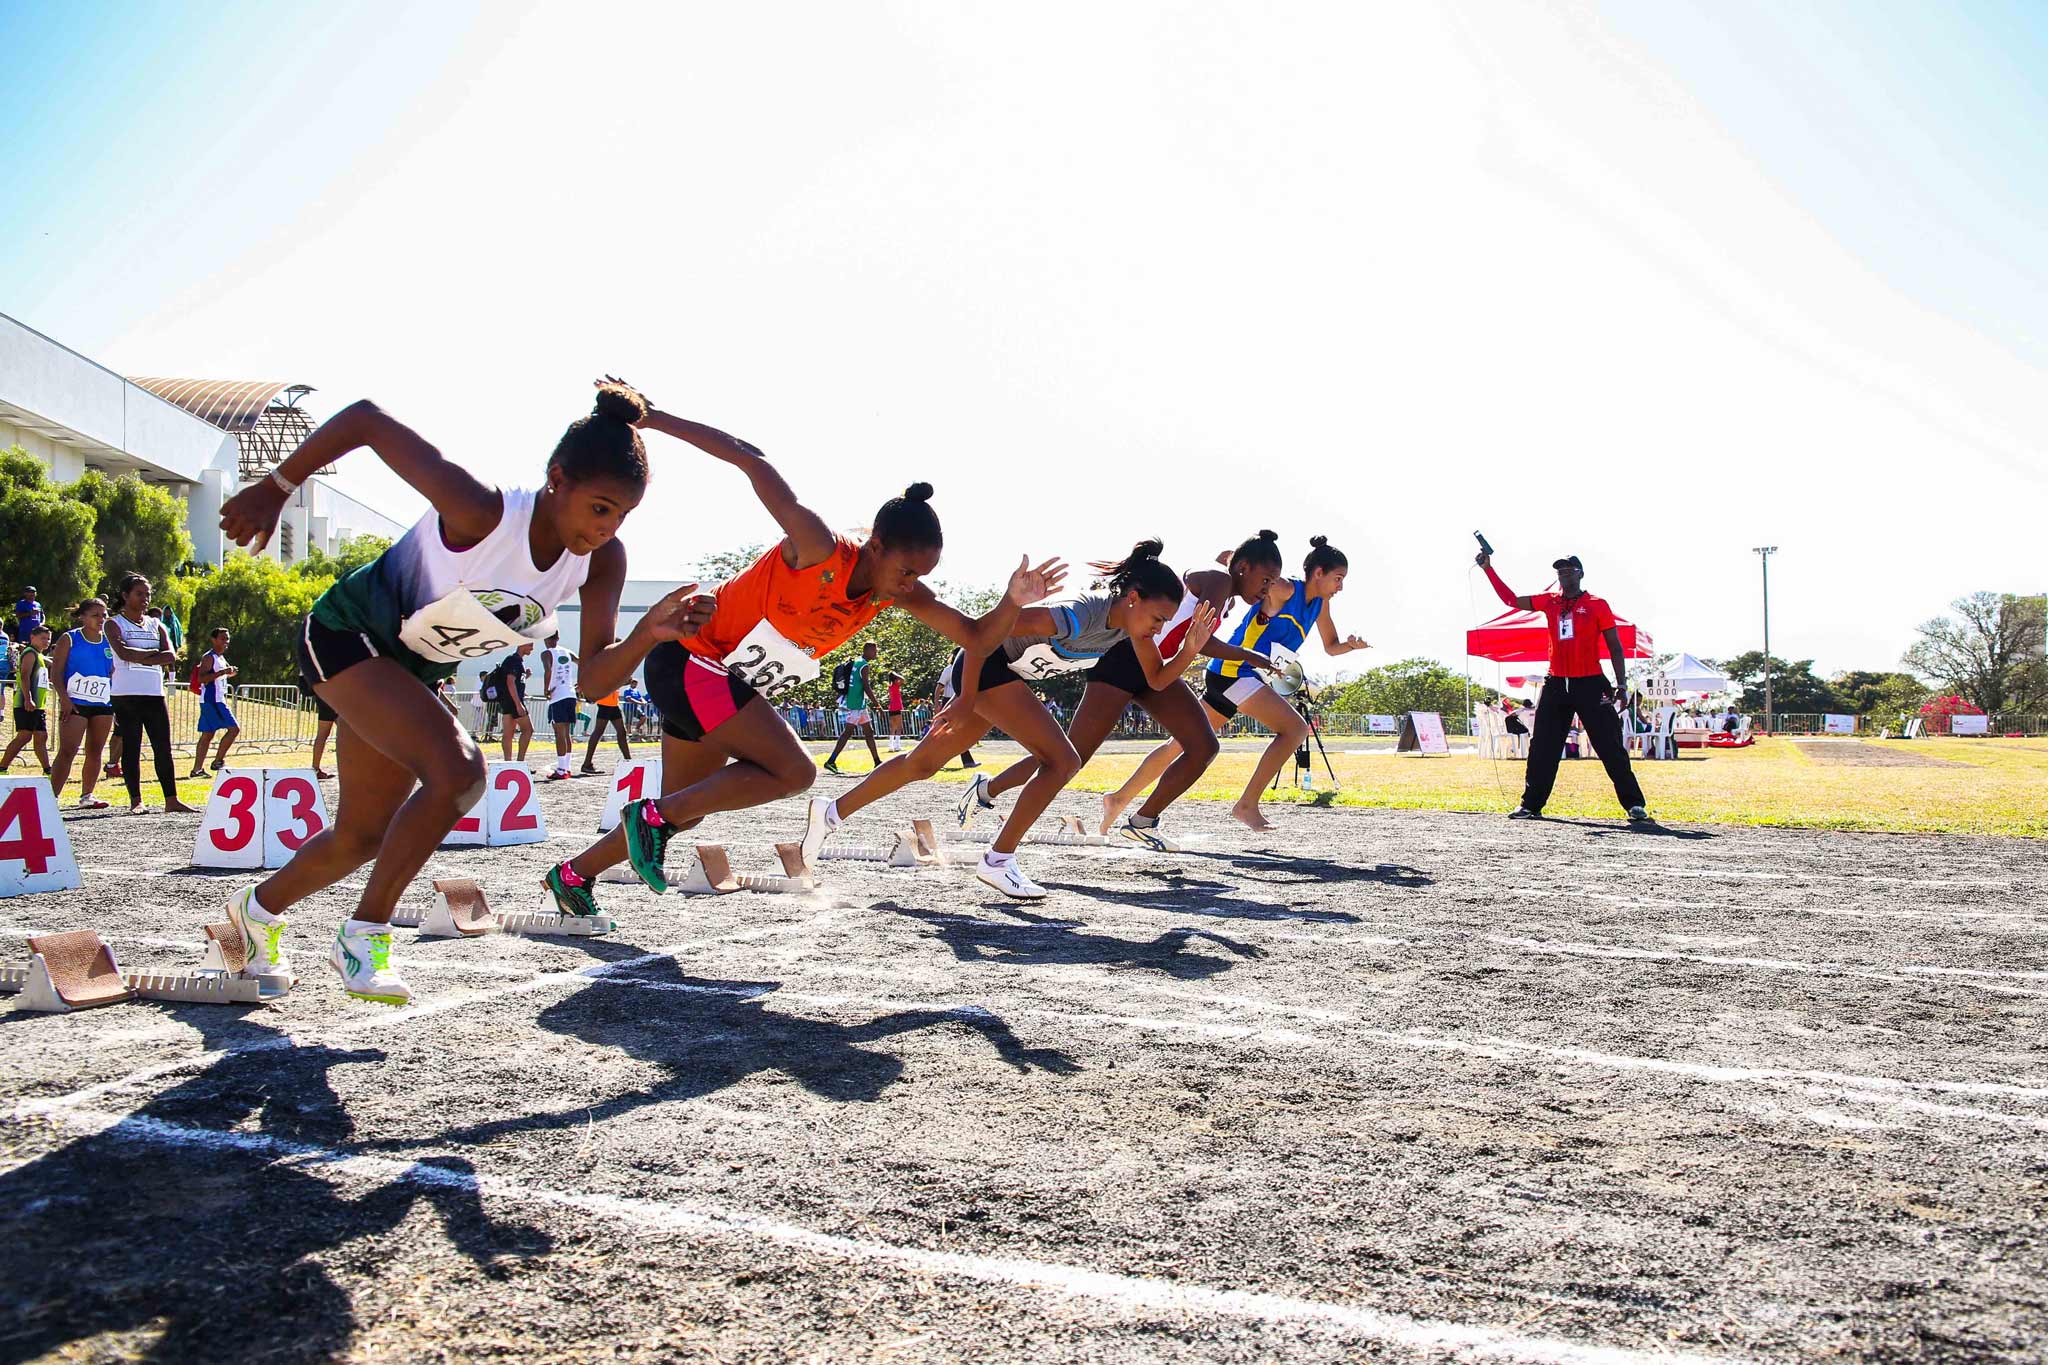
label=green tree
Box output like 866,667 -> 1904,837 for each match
1902,592 -> 2047,717
294,533 -> 393,583
690,543 -> 767,588
1319,657 -> 1494,718
0,448 -> 101,613
66,470 -> 194,602
190,555 -> 328,684
1831,669 -> 1928,720
1714,651 -> 1843,714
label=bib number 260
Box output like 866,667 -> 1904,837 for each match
723,620 -> 820,703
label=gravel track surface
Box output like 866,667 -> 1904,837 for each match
1,766 -> 2043,1364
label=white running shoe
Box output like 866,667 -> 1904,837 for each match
975,854 -> 1046,900
800,796 -> 835,872
329,925 -> 412,1005
225,886 -> 292,980
956,773 -> 992,831
1118,819 -> 1180,853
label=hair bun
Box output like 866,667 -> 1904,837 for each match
1257,529 -> 1278,543
1309,535 -> 1328,548
1131,537 -> 1165,561
902,482 -> 934,503
592,382 -> 648,426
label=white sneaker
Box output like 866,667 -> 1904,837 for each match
975,855 -> 1046,900
800,796 -> 835,871
1118,819 -> 1180,853
329,925 -> 412,1005
956,773 -> 992,831
225,887 -> 292,980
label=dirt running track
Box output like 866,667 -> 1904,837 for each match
1,765 -> 2043,1364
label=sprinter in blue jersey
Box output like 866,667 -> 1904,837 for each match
1101,535 -> 1368,833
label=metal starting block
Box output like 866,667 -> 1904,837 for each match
391,878 -> 615,937
815,819 -> 946,869
2,928 -> 289,1013
678,843 -> 814,895
947,815 -> 1116,848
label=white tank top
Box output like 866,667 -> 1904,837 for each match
1154,591 -> 1201,656
376,489 -> 594,667
547,649 -> 577,703
109,614 -> 168,697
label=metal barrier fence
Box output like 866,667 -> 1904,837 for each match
0,685 -> 322,757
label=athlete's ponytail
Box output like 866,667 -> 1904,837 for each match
1228,529 -> 1284,572
872,482 -> 943,553
550,382 -> 650,491
1093,539 -> 1182,603
1303,534 -> 1348,576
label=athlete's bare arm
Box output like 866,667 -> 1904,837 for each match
220,400 -> 501,554
1132,602 -> 1219,691
1316,609 -> 1369,656
634,410 -> 837,571
573,542 -> 713,700
896,556 -> 1067,654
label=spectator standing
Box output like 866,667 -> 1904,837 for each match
822,641 -> 883,774
49,599 -> 116,808
540,632 -> 579,781
1,624 -> 53,774
581,645 -> 631,773
490,643 -> 535,762
308,690 -> 338,779
884,671 -> 906,751
15,585 -> 43,640
189,627 -> 241,776
107,573 -> 198,814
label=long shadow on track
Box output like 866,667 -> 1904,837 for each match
0,1011 -> 550,1364
372,962 -> 1079,1154
887,903 -> 1264,979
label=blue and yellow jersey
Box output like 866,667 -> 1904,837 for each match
1210,579 -> 1323,679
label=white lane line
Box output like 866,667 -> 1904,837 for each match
24,1106 -> 1737,1365
1486,936 -> 2048,999
1504,887 -> 2047,928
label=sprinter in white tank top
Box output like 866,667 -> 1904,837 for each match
210,380 -> 713,1005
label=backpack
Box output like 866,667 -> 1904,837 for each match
189,652 -> 210,695
831,659 -> 852,697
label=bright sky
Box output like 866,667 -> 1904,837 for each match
5,0 -> 2044,686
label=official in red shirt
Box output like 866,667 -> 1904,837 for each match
1479,550 -> 1649,821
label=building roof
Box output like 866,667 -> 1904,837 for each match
126,378 -> 311,433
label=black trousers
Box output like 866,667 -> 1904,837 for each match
1521,674 -> 1646,813
112,694 -> 179,805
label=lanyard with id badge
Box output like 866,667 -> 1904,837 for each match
398,590 -> 548,664
723,618 -> 820,701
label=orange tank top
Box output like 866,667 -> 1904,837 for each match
683,536 -> 890,665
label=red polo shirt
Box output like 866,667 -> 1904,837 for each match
1528,591 -> 1616,677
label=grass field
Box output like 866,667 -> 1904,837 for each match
818,737 -> 2048,839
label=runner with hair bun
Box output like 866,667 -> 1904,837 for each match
1101,534 -> 1369,833
974,528 -> 1285,852
213,379 -> 704,1004
799,539 -> 1193,899
542,391 -> 1065,916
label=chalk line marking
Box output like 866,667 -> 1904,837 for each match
19,1106 -> 1737,1365
1487,935 -> 2048,999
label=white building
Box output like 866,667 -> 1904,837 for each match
0,311 -> 403,567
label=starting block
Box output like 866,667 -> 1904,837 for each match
815,818 -> 947,869
1,928 -> 289,1013
677,843 -> 813,895
391,877 -> 615,937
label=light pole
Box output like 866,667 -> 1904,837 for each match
1753,546 -> 1777,731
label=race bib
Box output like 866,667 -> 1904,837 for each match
1557,613 -> 1574,641
67,674 -> 111,705
1006,642 -> 1095,680
398,590 -> 555,664
724,619 -> 821,702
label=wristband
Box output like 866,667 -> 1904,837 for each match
269,467 -> 300,495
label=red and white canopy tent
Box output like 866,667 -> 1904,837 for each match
1467,607 -> 1654,688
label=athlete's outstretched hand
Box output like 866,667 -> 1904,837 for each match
1338,634 -> 1369,652
1006,556 -> 1068,608
220,477 -> 291,554
642,583 -> 715,641
1184,601 -> 1219,654
596,375 -> 655,427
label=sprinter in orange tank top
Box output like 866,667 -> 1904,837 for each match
543,379 -> 1065,915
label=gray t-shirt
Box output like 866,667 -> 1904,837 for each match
1000,594 -> 1126,680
